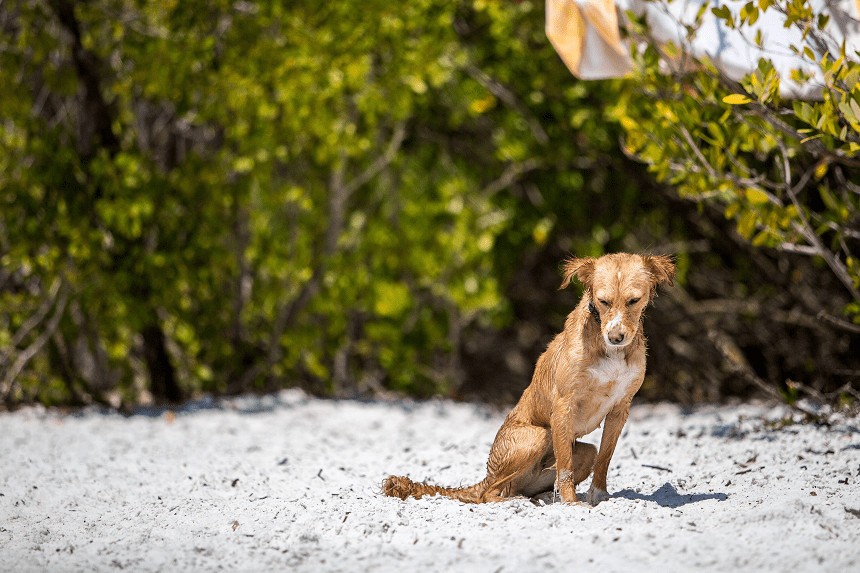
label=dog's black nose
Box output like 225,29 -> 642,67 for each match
610,333 -> 625,344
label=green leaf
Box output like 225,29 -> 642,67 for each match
751,230 -> 771,246
800,134 -> 824,143
374,282 -> 412,318
711,5 -> 732,20
737,211 -> 758,239
850,98 -> 860,121
745,187 -> 771,204
747,7 -> 759,25
723,94 -> 752,105
819,186 -> 839,211
793,101 -> 816,125
724,201 -> 740,219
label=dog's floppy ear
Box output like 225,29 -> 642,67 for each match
643,255 -> 676,287
560,257 -> 596,289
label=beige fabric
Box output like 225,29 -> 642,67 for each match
545,0 -> 631,79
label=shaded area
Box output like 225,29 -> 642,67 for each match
614,482 -> 728,508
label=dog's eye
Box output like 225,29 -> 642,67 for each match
598,299 -> 610,307
627,297 -> 641,306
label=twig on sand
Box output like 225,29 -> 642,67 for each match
642,464 -> 672,473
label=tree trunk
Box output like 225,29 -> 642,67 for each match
141,323 -> 181,403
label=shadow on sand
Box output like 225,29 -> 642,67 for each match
613,482 -> 728,508
532,481 -> 728,507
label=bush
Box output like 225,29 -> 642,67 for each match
0,0 -> 856,410
608,0 -> 860,407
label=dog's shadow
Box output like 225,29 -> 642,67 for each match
533,482 -> 727,508
612,482 -> 727,508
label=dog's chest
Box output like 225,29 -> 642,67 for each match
581,354 -> 641,432
587,354 -> 640,396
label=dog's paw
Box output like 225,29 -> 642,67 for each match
556,472 -> 579,503
586,485 -> 610,506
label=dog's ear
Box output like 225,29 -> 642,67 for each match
560,257 -> 596,289
643,255 -> 676,287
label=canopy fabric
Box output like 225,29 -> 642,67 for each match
546,0 -> 860,98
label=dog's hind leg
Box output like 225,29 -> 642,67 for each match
382,422 -> 551,504
518,440 -> 596,498
483,423 -> 551,500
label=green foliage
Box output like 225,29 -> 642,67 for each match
1,0 -> 856,409
0,0 -> 639,405
615,0 -> 860,321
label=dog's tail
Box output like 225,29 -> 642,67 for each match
382,475 -> 496,504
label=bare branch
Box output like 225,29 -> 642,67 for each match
464,64 -> 549,145
1,282 -> 69,400
342,122 -> 407,196
480,158 -> 541,198
776,143 -> 860,303
236,123 -> 410,390
707,329 -> 823,418
777,243 -> 820,256
675,126 -> 786,202
816,311 -> 860,334
9,278 -> 62,348
678,125 -> 718,180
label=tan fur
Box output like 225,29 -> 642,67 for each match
382,253 -> 675,505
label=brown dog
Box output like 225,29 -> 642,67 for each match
383,253 -> 675,505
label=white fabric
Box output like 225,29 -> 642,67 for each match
548,0 -> 860,99
547,0 -> 633,79
578,2 -> 633,79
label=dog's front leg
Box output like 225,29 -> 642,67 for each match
550,396 -> 579,503
587,400 -> 631,505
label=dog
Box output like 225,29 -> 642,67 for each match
382,253 -> 675,505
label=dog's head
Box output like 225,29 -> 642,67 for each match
561,253 -> 675,348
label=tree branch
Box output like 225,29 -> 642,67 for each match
777,143 -> 860,303
480,158 -> 541,198
238,123 -> 409,389
48,0 -> 120,158
777,243 -> 820,256
678,125 -> 718,180
342,122 -> 407,197
9,278 -> 62,349
707,329 -> 824,419
1,282 -> 69,400
816,311 -> 860,334
464,63 -> 549,145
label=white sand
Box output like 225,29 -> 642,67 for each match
1,390 -> 858,572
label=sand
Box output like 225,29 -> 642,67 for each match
1,390 -> 858,572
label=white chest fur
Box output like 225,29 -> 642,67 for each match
581,353 -> 642,433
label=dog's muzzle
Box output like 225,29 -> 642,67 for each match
603,312 -> 628,346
